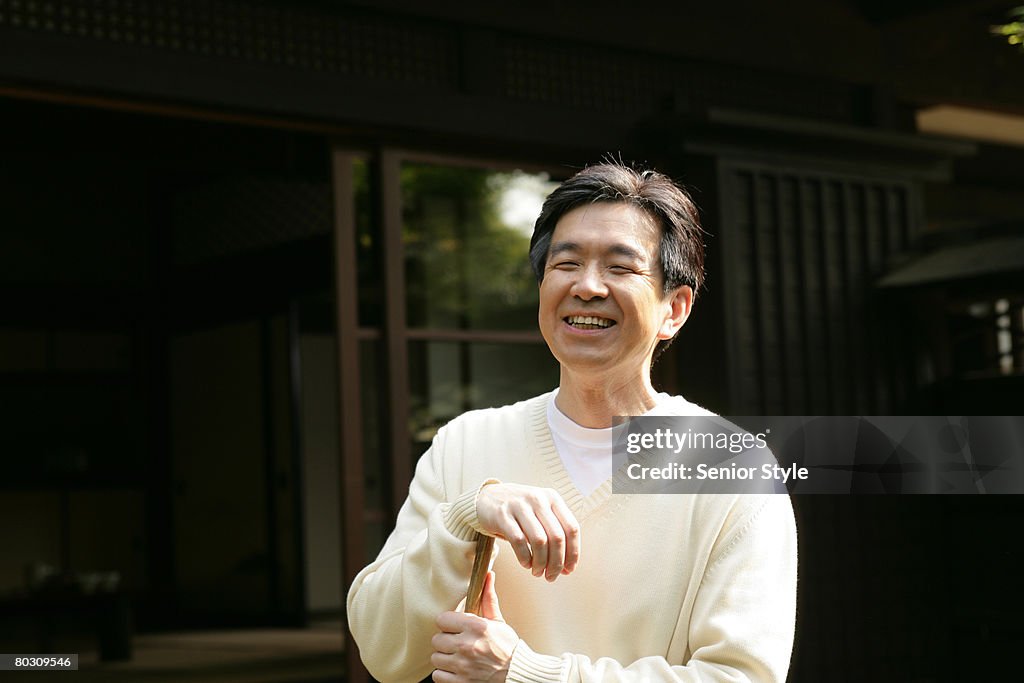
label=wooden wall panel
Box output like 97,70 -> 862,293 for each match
720,162 -> 918,415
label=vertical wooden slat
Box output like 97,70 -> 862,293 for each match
379,150 -> 413,519
725,168 -> 755,413
756,173 -> 782,413
844,183 -> 867,412
777,176 -> 803,414
718,163 -> 751,414
885,186 -> 902,257
822,181 -> 846,414
904,180 -> 925,248
895,186 -> 911,252
762,174 -> 787,413
893,186 -> 917,401
746,172 -> 768,414
864,186 -> 887,413
874,185 -> 896,411
802,179 -> 831,414
883,187 -> 907,408
330,149 -> 369,683
834,182 -> 855,414
788,176 -> 813,414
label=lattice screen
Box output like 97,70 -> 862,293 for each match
171,177 -> 330,265
500,35 -> 858,122
0,0 -> 857,123
0,0 -> 458,86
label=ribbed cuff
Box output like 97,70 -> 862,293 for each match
442,478 -> 500,541
507,640 -> 565,683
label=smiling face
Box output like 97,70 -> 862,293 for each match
538,202 -> 692,379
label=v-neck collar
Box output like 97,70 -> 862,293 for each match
524,390 -> 716,523
528,393 -> 615,521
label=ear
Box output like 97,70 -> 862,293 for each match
657,286 -> 693,340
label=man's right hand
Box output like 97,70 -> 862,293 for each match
475,484 -> 580,581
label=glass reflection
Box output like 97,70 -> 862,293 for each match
408,340 -> 559,456
402,163 -> 559,330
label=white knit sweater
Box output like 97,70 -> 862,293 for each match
346,391 -> 797,682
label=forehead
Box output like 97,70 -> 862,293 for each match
551,202 -> 660,256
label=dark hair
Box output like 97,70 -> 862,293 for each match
529,161 -> 706,356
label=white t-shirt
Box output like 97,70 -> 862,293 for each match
547,389 -> 678,496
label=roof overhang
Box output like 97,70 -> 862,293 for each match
878,233 -> 1024,289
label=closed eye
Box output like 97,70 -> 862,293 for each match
552,261 -> 579,270
609,265 -> 636,273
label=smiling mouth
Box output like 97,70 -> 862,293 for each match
564,315 -> 615,330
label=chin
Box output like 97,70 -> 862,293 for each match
557,353 -> 611,372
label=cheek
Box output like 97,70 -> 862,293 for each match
538,288 -> 554,312
538,287 -> 560,323
539,275 -> 567,303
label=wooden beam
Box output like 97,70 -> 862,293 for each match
380,150 -> 413,521
330,149 -> 369,683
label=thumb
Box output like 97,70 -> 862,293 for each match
480,571 -> 504,622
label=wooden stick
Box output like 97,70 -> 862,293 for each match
464,533 -> 495,616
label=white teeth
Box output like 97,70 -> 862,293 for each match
567,315 -> 612,328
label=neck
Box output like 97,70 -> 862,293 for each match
554,366 -> 659,428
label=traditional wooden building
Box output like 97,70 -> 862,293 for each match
1,1 -> 1022,680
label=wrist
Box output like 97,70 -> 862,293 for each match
443,478 -> 500,541
506,640 -> 564,683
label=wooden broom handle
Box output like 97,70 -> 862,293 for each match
464,532 -> 495,616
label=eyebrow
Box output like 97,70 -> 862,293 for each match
549,241 -> 646,262
548,241 -> 580,259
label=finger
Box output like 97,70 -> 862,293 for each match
435,610 -> 472,633
481,571 -> 503,621
499,515 -> 534,570
431,631 -> 458,654
511,504 -> 549,577
430,651 -> 458,672
550,496 -> 581,573
432,668 -> 458,683
533,504 -> 567,581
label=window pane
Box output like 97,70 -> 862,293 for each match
296,292 -> 388,584
408,341 -> 559,455
402,163 -> 559,330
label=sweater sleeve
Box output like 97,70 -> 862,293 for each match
346,423 -> 495,683
506,495 -> 798,683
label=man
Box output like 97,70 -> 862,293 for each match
347,161 -> 797,682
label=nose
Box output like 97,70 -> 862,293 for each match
570,263 -> 608,300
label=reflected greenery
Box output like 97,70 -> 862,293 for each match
402,163 -> 558,330
990,7 -> 1024,49
408,340 -> 559,454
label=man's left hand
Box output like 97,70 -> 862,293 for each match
431,572 -> 518,682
